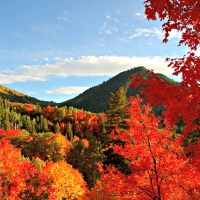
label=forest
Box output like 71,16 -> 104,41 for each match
0,0 -> 200,199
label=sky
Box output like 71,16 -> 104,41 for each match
0,0 -> 187,103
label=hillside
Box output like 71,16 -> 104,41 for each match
60,66 -> 179,112
0,85 -> 57,107
0,67 -> 179,112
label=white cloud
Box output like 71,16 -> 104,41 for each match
106,14 -> 111,19
105,29 -> 112,34
58,16 -> 67,20
135,13 -> 141,16
45,86 -> 89,95
16,56 -> 173,78
54,57 -> 62,61
44,57 -> 49,61
114,18 -> 119,22
0,56 -> 176,84
99,23 -> 118,35
0,73 -> 46,84
129,27 -> 181,40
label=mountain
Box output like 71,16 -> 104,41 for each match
0,67 -> 179,112
59,66 -> 179,113
0,85 -> 57,107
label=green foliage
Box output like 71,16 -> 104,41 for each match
103,86 -> 131,175
0,85 -> 57,107
105,86 -> 129,134
60,67 -> 179,112
67,134 -> 105,188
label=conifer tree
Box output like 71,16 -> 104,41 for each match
66,122 -> 73,142
0,97 -> 4,128
105,86 -> 129,134
2,108 -> 10,130
54,122 -> 61,133
103,86 -> 131,174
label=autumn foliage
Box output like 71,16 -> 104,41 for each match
88,96 -> 200,199
89,0 -> 200,199
0,138 -> 54,199
0,130 -> 88,199
42,160 -> 88,200
0,0 -> 199,199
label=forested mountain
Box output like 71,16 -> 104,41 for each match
0,67 -> 179,113
60,66 -> 179,112
0,85 -> 57,107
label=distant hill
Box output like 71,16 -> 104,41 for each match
59,67 -> 179,113
0,85 -> 57,107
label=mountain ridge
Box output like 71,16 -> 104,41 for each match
0,85 -> 57,107
59,66 -> 179,112
0,67 -> 179,112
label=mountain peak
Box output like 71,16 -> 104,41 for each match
59,67 -> 179,112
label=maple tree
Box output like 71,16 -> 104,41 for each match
130,0 -> 200,140
0,138 -> 54,200
144,0 -> 200,86
88,96 -> 200,199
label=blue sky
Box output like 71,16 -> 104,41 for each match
0,0 -> 187,102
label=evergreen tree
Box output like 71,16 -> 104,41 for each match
54,122 -> 61,133
9,110 -> 22,130
105,86 -> 129,134
103,86 -> 131,174
2,108 -> 10,130
66,122 -> 73,142
22,115 -> 33,133
0,97 -> 4,128
42,115 -> 49,132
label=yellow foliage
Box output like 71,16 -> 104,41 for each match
54,133 -> 71,157
42,160 -> 88,200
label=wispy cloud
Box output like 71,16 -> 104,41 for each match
105,14 -> 111,19
58,16 -> 67,20
114,18 -> 119,22
0,74 -> 46,84
45,86 -> 89,94
129,27 -> 181,40
99,23 -> 118,34
17,55 -> 173,77
44,57 -> 49,62
134,13 -> 142,16
0,56 -> 174,84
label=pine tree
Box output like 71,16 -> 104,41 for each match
105,86 -> 129,134
2,108 -> 10,130
54,122 -> 61,133
22,115 -> 33,133
66,122 -> 73,142
103,86 -> 131,174
0,97 -> 4,128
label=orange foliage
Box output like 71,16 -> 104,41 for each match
42,160 -> 88,200
89,96 -> 200,199
54,132 -> 71,157
0,138 -> 54,199
82,138 -> 89,148
0,129 -> 22,139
